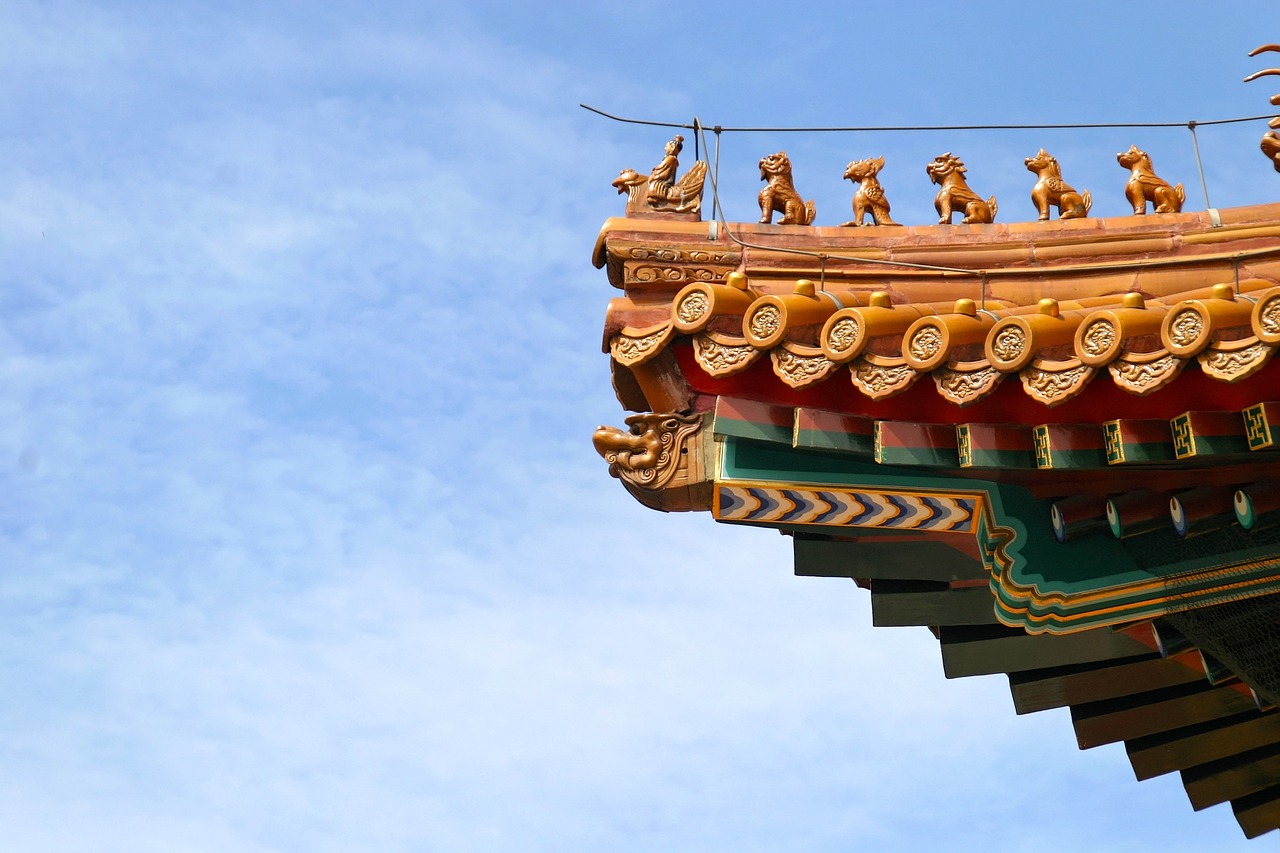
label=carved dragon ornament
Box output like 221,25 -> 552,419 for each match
592,412 -> 703,492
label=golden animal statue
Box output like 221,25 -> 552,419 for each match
1117,145 -> 1185,215
1025,149 -> 1091,220
758,151 -> 816,225
612,135 -> 708,216
840,156 -> 897,226
1244,43 -> 1280,173
926,153 -> 996,225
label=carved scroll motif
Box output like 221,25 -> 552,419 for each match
990,326 -> 1028,363
825,316 -> 861,358
1257,292 -> 1280,337
1166,309 -> 1204,348
771,344 -> 836,389
607,245 -> 739,288
693,333 -> 760,376
1080,318 -> 1118,358
748,305 -> 783,341
849,355 -> 919,400
626,247 -> 737,264
1108,352 -> 1186,395
675,291 -> 711,325
592,412 -> 703,492
1198,340 -> 1275,382
1019,361 -> 1094,406
609,324 -> 674,367
908,325 -> 944,362
629,266 -> 725,285
934,365 -> 1002,405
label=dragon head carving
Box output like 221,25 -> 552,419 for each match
759,151 -> 794,181
926,152 -> 968,185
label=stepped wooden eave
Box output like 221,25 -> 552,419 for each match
590,145 -> 1280,837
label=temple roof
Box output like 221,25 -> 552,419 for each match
590,132 -> 1280,838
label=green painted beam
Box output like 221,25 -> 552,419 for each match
1171,410 -> 1250,459
874,421 -> 959,467
938,624 -> 1149,678
711,397 -> 792,445
957,423 -> 1035,469
792,407 -> 874,456
1127,712 -> 1280,781
1104,418 -> 1176,465
1183,742 -> 1280,811
792,535 -> 986,582
1071,682 -> 1258,749
1232,783 -> 1280,838
1034,423 -> 1108,469
1244,401 -> 1280,451
1008,654 -> 1199,715
869,579 -> 999,627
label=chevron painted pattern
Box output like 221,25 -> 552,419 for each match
714,484 -> 978,533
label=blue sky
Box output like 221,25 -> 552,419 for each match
0,1 -> 1276,850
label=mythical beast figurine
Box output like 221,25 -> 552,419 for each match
927,153 -> 996,224
1025,149 -> 1091,220
612,135 -> 708,216
758,151 -> 816,225
840,156 -> 897,226
1117,145 -> 1184,214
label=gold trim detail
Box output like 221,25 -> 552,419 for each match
625,247 -> 736,264
1198,340 -> 1274,382
1108,352 -> 1184,395
628,265 -> 725,285
675,291 -> 711,324
609,325 -> 674,366
1167,308 -> 1204,348
850,356 -> 919,400
748,305 -> 782,341
693,333 -> 760,376
1259,293 -> 1280,336
1020,362 -> 1093,406
991,326 -> 1027,362
825,316 -> 861,355
935,365 -> 1002,405
771,344 -> 835,389
1080,319 -> 1117,357
909,325 -> 943,361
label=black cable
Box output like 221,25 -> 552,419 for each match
580,104 -> 1276,133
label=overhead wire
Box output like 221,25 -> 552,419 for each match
581,104 -> 1277,133
590,104 -> 1280,295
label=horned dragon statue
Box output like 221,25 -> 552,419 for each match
1246,43 -> 1280,173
